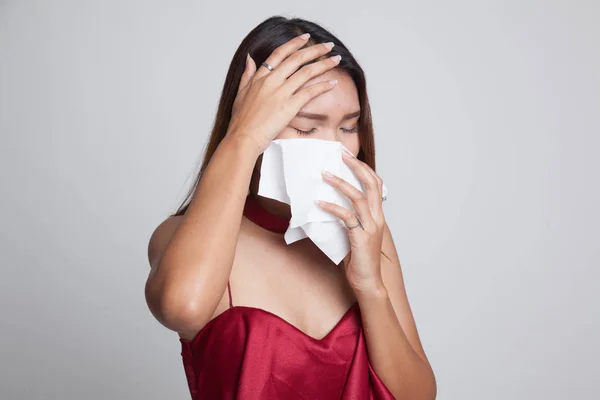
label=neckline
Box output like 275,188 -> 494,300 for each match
180,301 -> 360,344
243,193 -> 290,234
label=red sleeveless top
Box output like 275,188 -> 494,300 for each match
179,194 -> 395,399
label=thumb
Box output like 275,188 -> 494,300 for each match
238,53 -> 257,94
341,252 -> 351,268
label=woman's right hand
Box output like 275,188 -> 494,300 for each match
226,33 -> 342,154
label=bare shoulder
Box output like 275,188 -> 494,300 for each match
147,214 -> 185,268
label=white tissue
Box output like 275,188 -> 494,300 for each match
257,138 -> 388,265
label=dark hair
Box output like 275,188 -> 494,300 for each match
171,15 -> 377,217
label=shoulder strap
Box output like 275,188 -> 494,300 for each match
227,280 -> 234,308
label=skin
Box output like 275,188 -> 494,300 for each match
146,36 -> 436,399
254,70 -> 436,398
249,68 -> 361,219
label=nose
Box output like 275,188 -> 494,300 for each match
311,126 -> 360,157
316,127 -> 344,143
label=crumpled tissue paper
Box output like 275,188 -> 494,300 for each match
257,138 -> 388,265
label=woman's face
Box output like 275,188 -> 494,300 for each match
274,69 -> 361,156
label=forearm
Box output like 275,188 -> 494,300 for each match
151,133 -> 262,318
356,284 -> 436,399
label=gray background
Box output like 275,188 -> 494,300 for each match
1,1 -> 598,399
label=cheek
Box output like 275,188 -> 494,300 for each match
341,135 -> 361,156
274,129 -> 296,140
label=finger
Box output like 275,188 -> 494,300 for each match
238,53 -> 257,95
283,54 -> 342,97
353,155 -> 384,200
316,200 -> 364,234
343,152 -> 384,222
361,159 -> 384,197
341,151 -> 384,223
272,41 -> 337,85
321,170 -> 376,231
288,79 -> 339,110
254,33 -> 311,80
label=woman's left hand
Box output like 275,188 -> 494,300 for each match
317,150 -> 386,293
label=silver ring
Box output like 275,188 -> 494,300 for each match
382,195 -> 387,202
261,61 -> 274,71
346,215 -> 363,230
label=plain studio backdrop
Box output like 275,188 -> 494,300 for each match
1,1 -> 598,399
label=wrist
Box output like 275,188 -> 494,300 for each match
352,279 -> 388,301
222,131 -> 264,159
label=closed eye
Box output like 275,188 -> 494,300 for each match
294,126 -> 358,136
294,128 -> 316,135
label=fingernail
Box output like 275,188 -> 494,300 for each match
323,42 -> 335,50
299,33 -> 310,40
322,169 -> 334,178
342,148 -> 355,158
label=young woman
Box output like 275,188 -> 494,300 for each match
145,16 -> 437,400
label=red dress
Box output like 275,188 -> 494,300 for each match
179,194 -> 395,399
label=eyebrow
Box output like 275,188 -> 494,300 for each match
296,110 -> 361,121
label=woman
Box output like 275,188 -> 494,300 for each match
145,16 -> 437,399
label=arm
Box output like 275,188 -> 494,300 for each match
317,152 -> 436,399
145,35 -> 344,336
356,223 -> 437,399
145,134 -> 261,335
